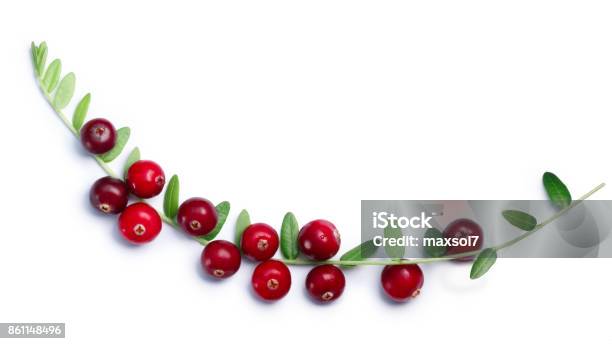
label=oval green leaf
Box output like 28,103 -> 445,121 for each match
31,42 -> 47,77
53,72 -> 76,109
423,228 -> 447,258
543,172 -> 572,209
502,210 -> 537,231
280,212 -> 299,260
234,209 -> 251,246
123,147 -> 140,178
42,59 -> 61,93
31,42 -> 39,75
36,42 -> 48,77
163,175 -> 180,220
384,226 -> 405,259
99,127 -> 130,162
340,239 -> 377,265
201,201 -> 231,241
470,248 -> 497,279
72,93 -> 91,131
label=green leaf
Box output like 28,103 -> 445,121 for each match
384,226 -> 405,259
53,72 -> 76,109
543,172 -> 572,209
163,175 -> 180,219
98,127 -> 130,162
280,212 -> 299,259
31,42 -> 47,77
234,209 -> 251,246
340,239 -> 377,265
31,42 -> 38,71
502,210 -> 537,231
201,201 -> 231,241
42,59 -> 62,93
36,42 -> 48,76
72,93 -> 91,131
123,147 -> 140,178
470,248 -> 497,279
423,228 -> 447,258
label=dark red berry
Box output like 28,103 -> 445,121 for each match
177,197 -> 218,236
201,240 -> 241,279
89,176 -> 129,214
381,264 -> 424,302
305,264 -> 345,303
118,202 -> 162,244
80,118 -> 117,154
126,160 -> 165,199
251,259 -> 291,301
443,218 -> 484,261
241,223 -> 279,261
298,219 -> 341,261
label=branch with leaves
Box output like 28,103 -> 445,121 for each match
31,41 -> 605,298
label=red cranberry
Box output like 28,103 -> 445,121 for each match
126,160 -> 165,198
177,197 -> 218,236
241,223 -> 279,261
201,240 -> 241,279
89,176 -> 128,214
251,260 -> 291,301
381,264 -> 424,302
80,118 -> 117,154
443,218 -> 484,261
298,219 -> 341,260
118,202 -> 162,244
305,264 -> 345,302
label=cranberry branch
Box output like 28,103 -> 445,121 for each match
31,41 -> 606,303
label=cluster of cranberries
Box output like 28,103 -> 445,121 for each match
203,219 -> 418,303
83,118 -> 217,246
202,219 -> 348,302
83,118 -> 482,303
83,118 -> 166,244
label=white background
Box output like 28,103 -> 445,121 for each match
1,1 -> 611,343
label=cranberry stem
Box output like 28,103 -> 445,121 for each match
33,61 -> 604,266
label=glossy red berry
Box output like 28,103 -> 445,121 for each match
443,218 -> 484,261
201,240 -> 241,279
89,176 -> 129,214
177,197 -> 218,236
251,260 -> 291,301
126,160 -> 165,198
241,223 -> 279,261
298,219 -> 341,260
118,202 -> 162,244
305,264 -> 345,303
381,264 -> 424,302
80,118 -> 117,154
